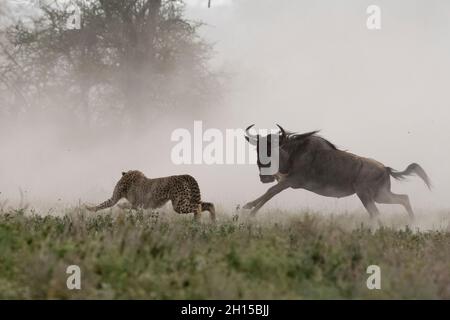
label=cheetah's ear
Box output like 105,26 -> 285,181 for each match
122,171 -> 126,176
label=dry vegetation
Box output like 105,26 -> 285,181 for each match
0,207 -> 448,299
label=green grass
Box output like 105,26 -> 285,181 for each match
0,208 -> 449,299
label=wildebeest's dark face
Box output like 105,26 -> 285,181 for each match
245,124 -> 286,183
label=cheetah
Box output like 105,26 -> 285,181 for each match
86,170 -> 215,221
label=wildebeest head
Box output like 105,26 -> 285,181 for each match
245,124 -> 287,183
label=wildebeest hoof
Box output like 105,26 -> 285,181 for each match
84,204 -> 96,212
243,202 -> 254,209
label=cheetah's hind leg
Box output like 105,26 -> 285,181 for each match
201,202 -> 216,222
117,201 -> 135,211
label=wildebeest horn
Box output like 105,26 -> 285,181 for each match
245,124 -> 258,145
276,124 -> 286,138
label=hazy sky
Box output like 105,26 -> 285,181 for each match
1,0 -> 449,215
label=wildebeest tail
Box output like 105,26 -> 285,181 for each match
387,163 -> 432,189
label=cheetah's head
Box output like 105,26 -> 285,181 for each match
121,170 -> 144,177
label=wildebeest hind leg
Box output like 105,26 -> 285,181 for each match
357,192 -> 380,219
375,190 -> 414,219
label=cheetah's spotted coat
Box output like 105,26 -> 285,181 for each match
86,170 -> 215,221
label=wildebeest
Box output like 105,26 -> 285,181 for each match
244,125 -> 431,219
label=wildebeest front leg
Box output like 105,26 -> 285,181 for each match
243,196 -> 264,210
243,189 -> 276,210
244,182 -> 290,215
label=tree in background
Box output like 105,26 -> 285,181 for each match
0,0 -> 220,128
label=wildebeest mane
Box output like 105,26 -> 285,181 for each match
282,130 -> 337,153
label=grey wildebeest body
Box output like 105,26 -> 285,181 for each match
244,125 -> 431,218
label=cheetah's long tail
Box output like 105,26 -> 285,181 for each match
85,198 -> 118,212
85,178 -> 125,212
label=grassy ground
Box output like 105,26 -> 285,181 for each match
0,207 -> 449,299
